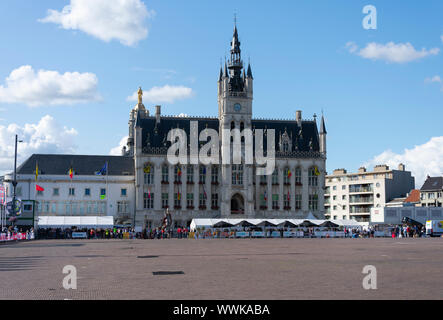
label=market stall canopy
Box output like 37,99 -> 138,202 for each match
190,218 -> 362,232
236,220 -> 256,227
319,221 -> 339,228
256,220 -> 277,227
38,216 -> 114,229
278,220 -> 299,228
213,221 -> 234,228
299,220 -> 318,227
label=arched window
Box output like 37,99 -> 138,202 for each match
283,167 -> 290,184
174,166 -> 182,183
187,166 -> 194,183
240,122 -> 245,143
295,167 -> 302,185
143,163 -> 154,185
308,167 -> 318,186
283,141 -> 289,152
231,121 -> 235,142
232,165 -> 243,185
272,169 -> 279,184
161,165 -> 169,183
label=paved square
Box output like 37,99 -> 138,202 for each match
1,238 -> 442,300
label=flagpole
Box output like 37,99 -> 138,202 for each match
106,161 -> 108,216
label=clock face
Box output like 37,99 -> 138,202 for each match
234,103 -> 241,112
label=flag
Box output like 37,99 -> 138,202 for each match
202,167 -> 206,174
202,185 -> 207,199
314,166 -> 320,176
35,162 -> 39,181
143,164 -> 151,174
68,166 -> 74,179
36,185 -> 44,192
177,192 -> 181,200
177,167 -> 182,176
287,169 -> 292,178
96,162 -> 108,175
148,189 -> 151,199
264,191 -> 267,201
100,195 -> 106,200
287,191 -> 290,201
0,186 -> 5,205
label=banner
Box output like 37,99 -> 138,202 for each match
235,231 -> 249,238
251,231 -> 265,238
72,232 -> 87,239
0,232 -> 34,242
6,198 -> 22,216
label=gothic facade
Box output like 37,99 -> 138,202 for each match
127,25 -> 327,229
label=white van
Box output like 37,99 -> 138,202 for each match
426,220 -> 443,237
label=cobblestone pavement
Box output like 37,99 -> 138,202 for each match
1,238 -> 442,300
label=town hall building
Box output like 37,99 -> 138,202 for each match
126,25 -> 327,229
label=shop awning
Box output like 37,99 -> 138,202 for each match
37,216 -> 114,229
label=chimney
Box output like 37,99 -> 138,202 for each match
296,110 -> 302,126
155,105 -> 161,124
398,163 -> 405,171
358,167 -> 367,173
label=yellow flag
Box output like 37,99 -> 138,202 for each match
314,166 -> 320,176
35,162 -> 38,181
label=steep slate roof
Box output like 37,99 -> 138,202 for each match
420,177 -> 443,191
137,116 -> 320,154
16,154 -> 134,176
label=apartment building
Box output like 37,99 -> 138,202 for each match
325,164 -> 415,222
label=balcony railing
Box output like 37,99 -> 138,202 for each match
349,197 -> 374,204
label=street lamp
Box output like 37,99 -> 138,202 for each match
10,134 -> 23,225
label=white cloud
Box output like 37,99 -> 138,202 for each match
347,41 -> 440,63
364,136 -> 443,188
0,65 -> 101,107
425,75 -> 441,83
345,41 -> 358,53
110,136 -> 128,156
39,0 -> 154,46
127,85 -> 194,104
0,115 -> 78,174
425,75 -> 443,91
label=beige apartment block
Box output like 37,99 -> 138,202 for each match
325,164 -> 415,222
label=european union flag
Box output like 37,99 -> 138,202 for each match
96,162 -> 108,175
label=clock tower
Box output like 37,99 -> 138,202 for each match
218,22 -> 255,217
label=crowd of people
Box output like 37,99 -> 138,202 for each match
390,224 -> 426,238
35,226 -> 191,240
36,227 -> 140,239
3,221 -> 429,241
1,226 -> 35,242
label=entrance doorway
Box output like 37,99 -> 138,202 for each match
231,193 -> 245,215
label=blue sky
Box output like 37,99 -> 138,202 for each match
0,0 -> 442,186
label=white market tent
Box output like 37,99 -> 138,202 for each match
37,216 -> 114,229
190,218 -> 364,231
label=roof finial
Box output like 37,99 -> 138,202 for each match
137,87 -> 143,104
234,12 -> 237,27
